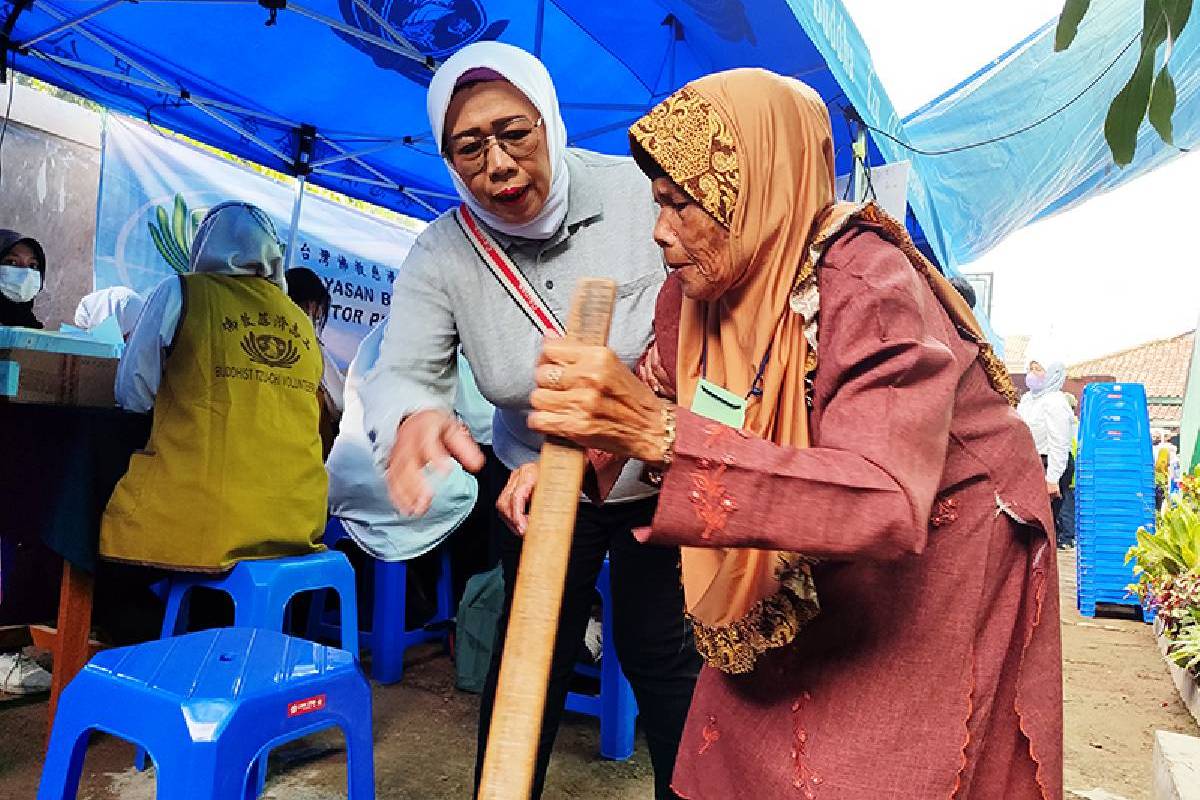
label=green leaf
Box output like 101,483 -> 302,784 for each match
153,205 -> 190,272
1162,0 -> 1193,40
1056,0 -> 1093,51
147,222 -> 186,274
171,194 -> 188,251
1143,0 -> 1172,50
1105,48 -> 1156,166
155,205 -> 171,238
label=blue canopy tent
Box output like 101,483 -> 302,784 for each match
883,0 -> 1200,269
0,0 -> 913,226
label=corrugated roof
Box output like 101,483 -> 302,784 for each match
1068,331 -> 1194,399
1150,405 -> 1184,424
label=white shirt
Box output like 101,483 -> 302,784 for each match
328,324 -> 485,561
320,347 -> 346,413
115,276 -> 181,413
1017,390 -> 1074,484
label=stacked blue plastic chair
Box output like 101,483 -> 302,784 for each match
1075,383 -> 1156,621
308,518 -> 453,684
39,628 -> 374,800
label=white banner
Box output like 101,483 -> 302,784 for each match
94,115 -> 422,369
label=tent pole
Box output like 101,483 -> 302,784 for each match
284,176 -> 306,271
285,123 -> 316,270
851,127 -> 868,203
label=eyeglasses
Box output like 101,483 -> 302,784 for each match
446,117 -> 544,175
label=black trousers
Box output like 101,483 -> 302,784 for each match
475,496 -> 700,799
1043,453 -> 1076,545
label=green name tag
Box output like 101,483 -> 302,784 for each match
691,378 -> 747,429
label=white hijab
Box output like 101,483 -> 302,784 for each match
190,202 -> 286,289
427,42 -> 570,241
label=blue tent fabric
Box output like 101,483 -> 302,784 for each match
894,0 -> 1200,268
2,0 -> 898,226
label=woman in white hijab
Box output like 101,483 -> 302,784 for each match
103,201 -> 326,572
116,202 -> 288,411
1017,359 -> 1075,545
362,42 -> 697,800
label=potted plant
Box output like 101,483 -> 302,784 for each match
1127,467 -> 1200,722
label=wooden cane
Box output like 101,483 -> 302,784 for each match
477,278 -> 618,800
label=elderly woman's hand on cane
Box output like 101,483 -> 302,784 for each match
527,337 -> 673,468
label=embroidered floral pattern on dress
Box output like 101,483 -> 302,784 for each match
629,87 -> 740,228
688,425 -> 743,540
698,714 -> 721,756
930,496 -> 960,528
688,463 -> 736,540
790,691 -> 822,798
689,421 -> 823,673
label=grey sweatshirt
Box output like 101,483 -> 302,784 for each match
361,149 -> 666,502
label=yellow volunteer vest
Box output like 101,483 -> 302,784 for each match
101,274 -> 327,571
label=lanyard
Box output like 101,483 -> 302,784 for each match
698,288 -> 793,402
700,334 -> 773,400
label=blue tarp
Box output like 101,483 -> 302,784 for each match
2,0 -> 906,227
895,0 -> 1200,268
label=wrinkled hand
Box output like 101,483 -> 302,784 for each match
497,462 -> 539,536
385,409 -> 485,517
637,340 -> 674,400
1046,481 -> 1062,500
528,337 -> 668,465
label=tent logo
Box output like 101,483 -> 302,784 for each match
241,331 -> 302,369
336,0 -> 509,85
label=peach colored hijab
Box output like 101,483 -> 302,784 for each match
631,69 -> 1017,673
631,69 -> 856,672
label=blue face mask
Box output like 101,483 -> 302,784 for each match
0,265 -> 42,303
1025,373 -> 1046,393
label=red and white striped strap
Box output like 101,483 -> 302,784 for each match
455,204 -> 565,337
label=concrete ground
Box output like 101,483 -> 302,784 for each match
3,549 -> 1198,799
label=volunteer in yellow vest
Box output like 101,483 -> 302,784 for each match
104,202 -> 326,571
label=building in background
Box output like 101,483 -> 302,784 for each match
1068,331 -> 1196,438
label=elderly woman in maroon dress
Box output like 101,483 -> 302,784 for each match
527,68 -> 1063,799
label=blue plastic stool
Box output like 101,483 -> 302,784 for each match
308,518 -> 453,684
143,550 -> 360,779
565,558 -> 638,760
158,550 -> 360,656
39,628 -> 374,800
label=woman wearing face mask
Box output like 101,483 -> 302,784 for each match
0,230 -> 47,329
1018,360 -> 1075,546
361,41 -> 698,800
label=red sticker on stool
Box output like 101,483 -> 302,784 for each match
287,694 -> 326,717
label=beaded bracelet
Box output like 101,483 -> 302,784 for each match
640,403 -> 677,489
660,402 -> 677,468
